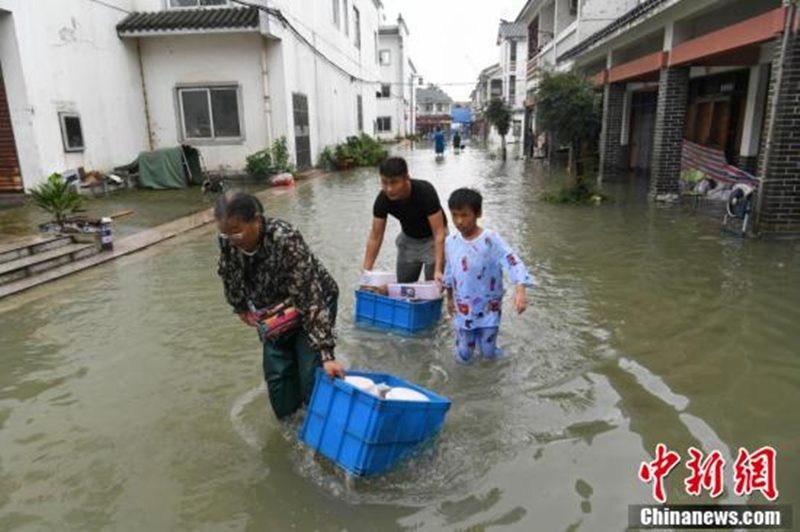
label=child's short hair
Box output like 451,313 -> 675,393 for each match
379,156 -> 408,179
448,188 -> 482,213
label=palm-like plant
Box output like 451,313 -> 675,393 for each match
30,173 -> 85,226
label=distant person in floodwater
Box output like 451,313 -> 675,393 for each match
453,130 -> 462,154
433,127 -> 445,159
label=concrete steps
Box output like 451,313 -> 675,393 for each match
0,236 -> 98,286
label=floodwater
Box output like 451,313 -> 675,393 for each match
1,144 -> 798,531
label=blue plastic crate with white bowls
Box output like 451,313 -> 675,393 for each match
300,369 -> 452,477
354,290 -> 443,334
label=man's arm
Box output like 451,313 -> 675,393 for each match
428,210 -> 446,282
362,216 -> 387,271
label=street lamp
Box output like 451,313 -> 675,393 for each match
409,73 -> 423,135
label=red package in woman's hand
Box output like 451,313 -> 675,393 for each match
254,300 -> 302,342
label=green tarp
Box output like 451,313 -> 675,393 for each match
137,145 -> 202,189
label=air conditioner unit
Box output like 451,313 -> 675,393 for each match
569,0 -> 578,15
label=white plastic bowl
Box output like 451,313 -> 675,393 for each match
344,376 -> 381,397
344,375 -> 375,391
385,387 -> 430,402
360,270 -> 397,287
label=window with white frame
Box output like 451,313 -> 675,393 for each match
377,116 -> 392,132
59,112 -> 84,152
169,0 -> 229,8
378,84 -> 391,98
178,86 -> 242,141
379,49 -> 391,65
332,0 -> 340,28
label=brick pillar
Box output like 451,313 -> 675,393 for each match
756,33 -> 800,234
649,66 -> 689,198
599,83 -> 625,180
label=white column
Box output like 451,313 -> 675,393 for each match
739,64 -> 770,157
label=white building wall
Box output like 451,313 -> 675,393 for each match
377,32 -> 402,140
0,0 -> 148,190
1,0 -> 386,183
578,0 -> 639,42
139,33 -> 267,174
269,0 -> 382,160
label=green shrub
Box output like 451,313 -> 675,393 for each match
318,146 -> 336,170
245,136 -> 294,178
319,133 -> 387,171
541,181 -> 609,204
30,172 -> 85,224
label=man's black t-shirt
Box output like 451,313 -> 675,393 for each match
373,179 -> 445,239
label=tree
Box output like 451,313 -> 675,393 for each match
534,71 -> 601,178
485,98 -> 512,160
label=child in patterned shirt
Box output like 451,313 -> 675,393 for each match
443,188 -> 535,363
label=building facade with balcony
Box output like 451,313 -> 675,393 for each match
0,0 -> 384,192
376,15 -> 416,140
497,20 -> 529,143
471,63 -> 503,144
515,0 -> 636,155
564,0 -> 800,234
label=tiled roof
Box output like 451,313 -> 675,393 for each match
498,20 -> 528,40
416,86 -> 453,105
117,7 -> 259,35
479,63 -> 501,79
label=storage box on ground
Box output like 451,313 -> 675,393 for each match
300,369 -> 451,477
354,290 -> 443,333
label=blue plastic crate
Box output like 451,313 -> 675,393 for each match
300,369 -> 452,477
354,290 -> 443,334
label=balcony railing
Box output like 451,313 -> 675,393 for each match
526,57 -> 539,81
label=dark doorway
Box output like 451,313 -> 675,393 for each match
292,92 -> 311,170
628,90 -> 657,174
0,63 -> 23,193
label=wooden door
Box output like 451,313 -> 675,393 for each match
0,63 -> 23,193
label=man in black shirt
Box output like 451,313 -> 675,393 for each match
362,156 -> 447,283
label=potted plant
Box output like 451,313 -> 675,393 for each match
334,143 -> 355,170
30,173 -> 86,232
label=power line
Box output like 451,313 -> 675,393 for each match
86,0 -> 131,14
231,0 -> 382,85
231,1 -> 482,89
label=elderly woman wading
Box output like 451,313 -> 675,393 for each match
215,191 -> 344,419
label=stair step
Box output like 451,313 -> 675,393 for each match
0,235 -> 74,265
0,243 -> 99,286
